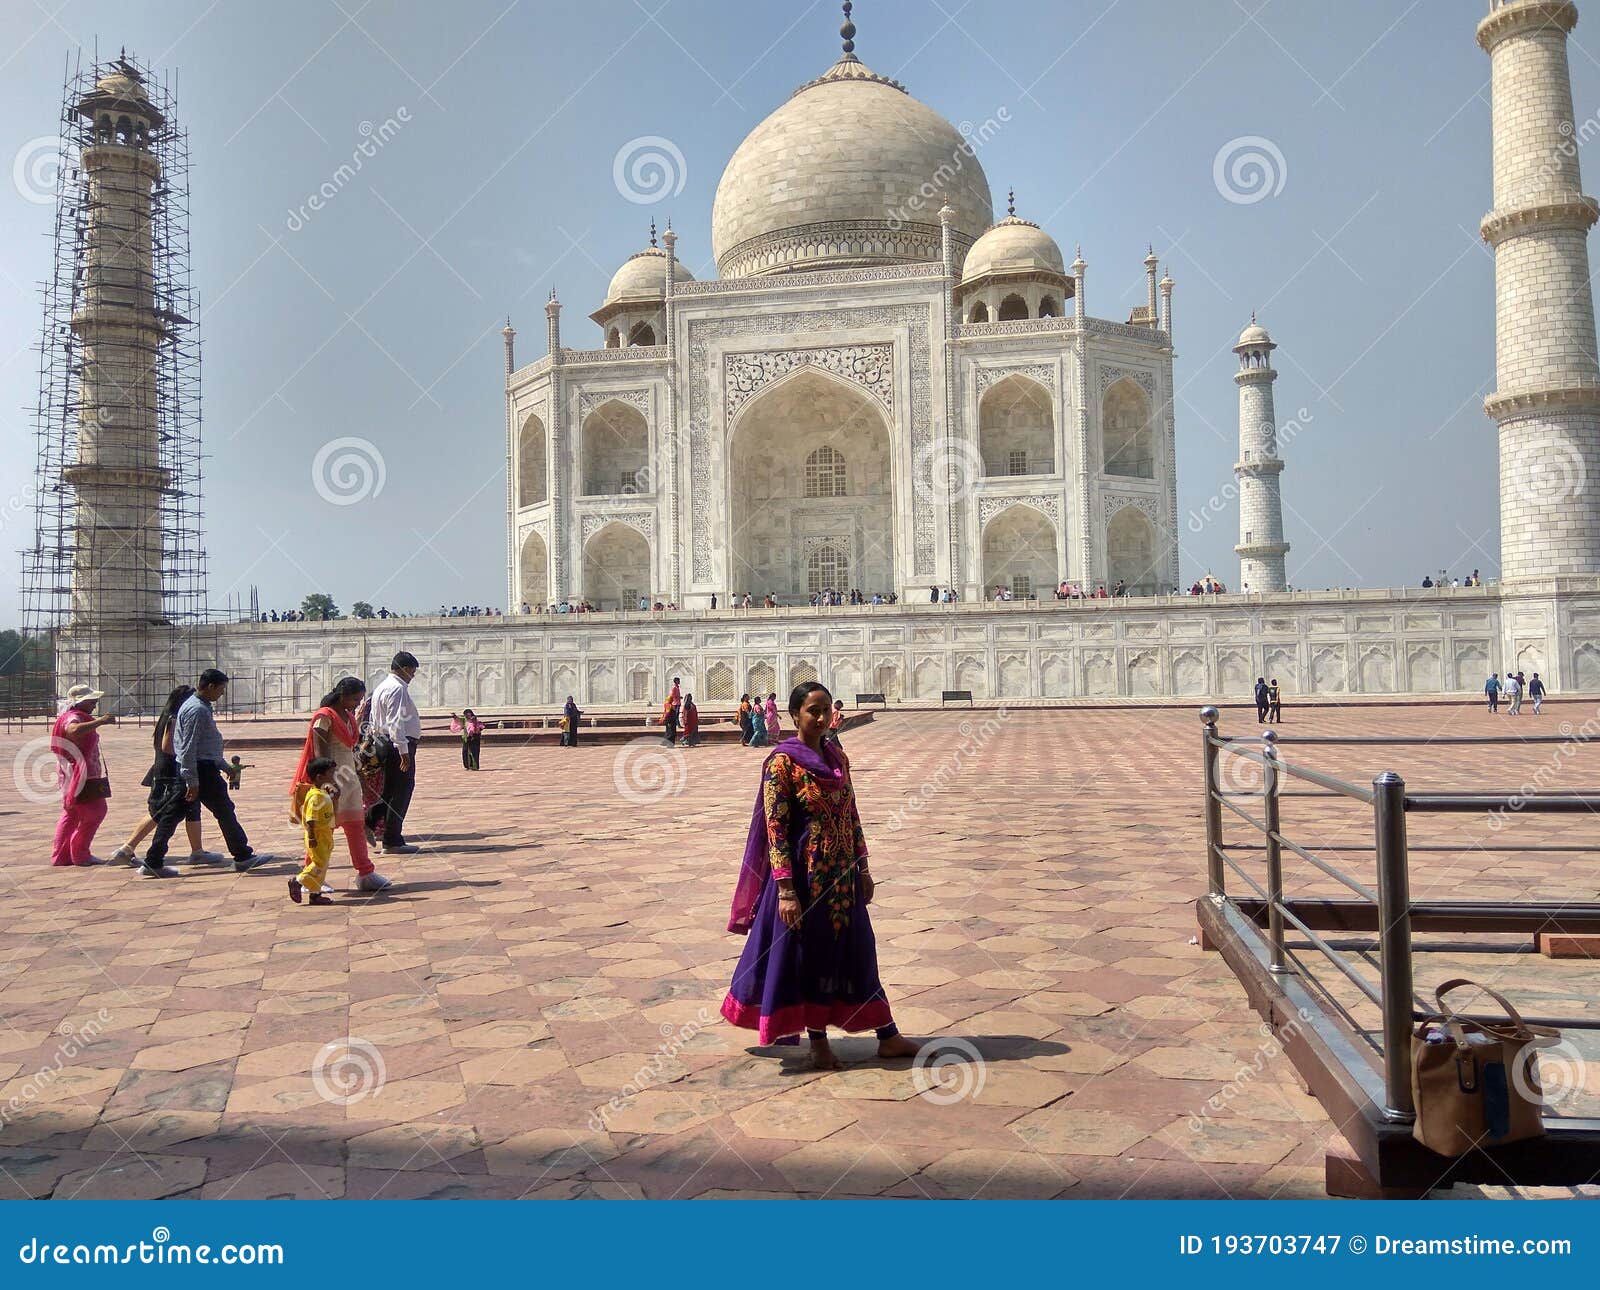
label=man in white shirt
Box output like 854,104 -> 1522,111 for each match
365,650 -> 423,857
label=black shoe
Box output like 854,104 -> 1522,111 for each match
307,891 -> 334,906
287,877 -> 303,904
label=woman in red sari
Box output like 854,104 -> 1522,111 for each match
290,677 -> 389,891
50,683 -> 116,867
722,681 -> 919,1070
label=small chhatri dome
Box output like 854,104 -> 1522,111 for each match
1236,312 -> 1273,348
961,191 -> 1065,283
710,2 -> 993,278
77,57 -> 165,127
597,225 -> 696,315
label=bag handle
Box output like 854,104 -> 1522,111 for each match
1435,978 -> 1528,1030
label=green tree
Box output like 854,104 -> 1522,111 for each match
301,593 -> 339,621
351,601 -> 375,620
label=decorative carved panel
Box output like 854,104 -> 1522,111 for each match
724,345 -> 894,421
977,495 -> 1061,529
578,388 -> 651,422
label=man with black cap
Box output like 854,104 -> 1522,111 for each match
366,651 -> 422,863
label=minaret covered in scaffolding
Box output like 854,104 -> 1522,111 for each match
22,52 -> 207,714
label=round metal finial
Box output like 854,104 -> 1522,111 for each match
649,218 -> 657,248
1007,187 -> 1015,218
1199,705 -> 1219,725
841,1 -> 856,54
1260,728 -> 1278,746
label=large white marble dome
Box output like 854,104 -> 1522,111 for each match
710,46 -> 993,279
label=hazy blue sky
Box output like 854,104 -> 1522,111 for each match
1,0 -> 1585,619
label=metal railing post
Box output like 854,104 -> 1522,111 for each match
1261,728 -> 1290,973
1373,769 -> 1416,1121
1200,706 -> 1224,896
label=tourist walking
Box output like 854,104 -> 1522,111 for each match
366,651 -> 422,855
681,694 -> 700,747
662,685 -> 681,747
1506,670 -> 1524,715
287,757 -> 338,906
110,685 -> 222,866
49,683 -> 116,868
828,698 -> 846,746
721,681 -> 919,1069
143,669 -> 271,878
738,693 -> 754,746
293,677 -> 388,891
560,695 -> 582,747
451,709 -> 485,769
1254,676 -> 1270,723
1267,678 -> 1282,724
1485,672 -> 1501,713
1529,672 -> 1546,715
749,693 -> 769,748
763,692 -> 781,744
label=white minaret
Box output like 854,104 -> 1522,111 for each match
67,64 -> 168,628
1479,0 -> 1600,578
1234,317 -> 1289,592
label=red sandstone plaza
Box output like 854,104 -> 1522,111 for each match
3,701 -> 1597,1200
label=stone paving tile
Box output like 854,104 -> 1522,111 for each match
7,705 -> 1596,1198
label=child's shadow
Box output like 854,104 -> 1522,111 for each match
342,878 -> 503,900
759,1033 -> 1070,1077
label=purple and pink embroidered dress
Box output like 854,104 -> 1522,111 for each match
721,736 -> 893,1043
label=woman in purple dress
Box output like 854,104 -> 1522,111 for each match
721,681 -> 918,1070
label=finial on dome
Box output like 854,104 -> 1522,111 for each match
649,218 -> 657,248
1007,188 -> 1015,218
840,1 -> 857,56
1251,309 -> 1257,323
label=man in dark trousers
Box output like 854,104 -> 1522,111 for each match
366,651 -> 421,873
1254,677 -> 1270,724
143,669 -> 272,879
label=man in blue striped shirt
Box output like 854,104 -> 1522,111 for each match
142,668 -> 272,879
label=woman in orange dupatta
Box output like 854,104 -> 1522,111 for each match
290,677 -> 387,890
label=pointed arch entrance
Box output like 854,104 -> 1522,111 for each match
728,368 -> 894,599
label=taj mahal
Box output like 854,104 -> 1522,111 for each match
505,12 -> 1183,613
31,2 -> 1600,712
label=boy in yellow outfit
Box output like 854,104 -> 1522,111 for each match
288,757 -> 337,906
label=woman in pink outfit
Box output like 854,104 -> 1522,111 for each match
50,683 -> 117,867
763,693 -> 781,744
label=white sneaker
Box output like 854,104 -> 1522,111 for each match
110,846 -> 136,866
356,872 -> 392,892
186,849 -> 226,863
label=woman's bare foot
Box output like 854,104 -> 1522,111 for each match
809,1039 -> 843,1070
878,1034 -> 920,1060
